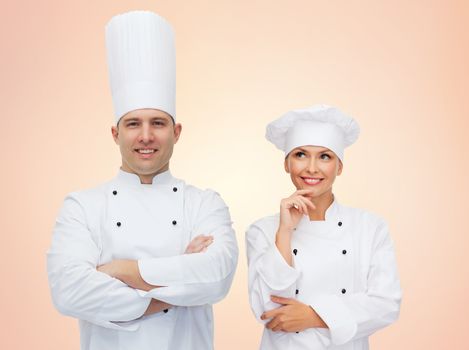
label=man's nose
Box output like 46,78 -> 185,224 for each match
138,123 -> 154,143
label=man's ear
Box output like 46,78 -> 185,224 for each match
173,123 -> 182,143
111,125 -> 119,145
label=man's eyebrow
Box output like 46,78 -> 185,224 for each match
123,117 -> 140,122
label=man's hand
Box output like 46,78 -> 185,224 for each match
185,234 -> 213,253
143,298 -> 172,316
97,259 -> 131,279
97,260 -> 155,290
97,235 -> 214,290
261,295 -> 328,332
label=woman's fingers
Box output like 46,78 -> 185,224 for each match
297,195 -> 316,211
294,189 -> 316,196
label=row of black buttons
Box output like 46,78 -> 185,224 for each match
112,187 -> 178,195
292,248 -> 347,255
115,220 -> 178,227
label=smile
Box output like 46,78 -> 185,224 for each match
301,177 -> 323,186
136,149 -> 156,154
134,148 -> 158,158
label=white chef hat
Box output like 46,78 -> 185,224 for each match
105,11 -> 176,124
265,104 -> 360,162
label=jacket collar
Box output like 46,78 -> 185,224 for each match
324,195 -> 339,221
115,169 -> 174,187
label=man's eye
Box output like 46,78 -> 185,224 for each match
127,122 -> 138,127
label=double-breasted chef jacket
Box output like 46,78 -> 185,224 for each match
246,197 -> 401,350
47,170 -> 238,350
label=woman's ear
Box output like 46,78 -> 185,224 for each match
337,159 -> 343,176
284,156 -> 290,174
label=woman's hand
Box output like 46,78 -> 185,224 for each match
279,189 -> 316,233
276,190 -> 315,265
261,295 -> 328,332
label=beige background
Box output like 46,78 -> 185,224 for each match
1,0 -> 468,348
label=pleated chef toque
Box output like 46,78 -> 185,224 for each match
266,104 -> 360,162
106,11 -> 176,124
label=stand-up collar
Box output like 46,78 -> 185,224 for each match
116,169 -> 174,187
296,195 -> 343,238
324,195 -> 339,221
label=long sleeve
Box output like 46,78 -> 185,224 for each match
137,190 -> 238,306
246,219 -> 300,322
309,221 -> 402,345
47,194 -> 151,331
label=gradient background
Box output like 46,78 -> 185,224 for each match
2,0 -> 468,349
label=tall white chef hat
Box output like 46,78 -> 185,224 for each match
265,104 -> 360,162
105,11 -> 176,124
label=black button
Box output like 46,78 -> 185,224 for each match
342,250 -> 347,255
163,309 -> 168,313
172,220 -> 177,225
293,249 -> 298,255
338,221 -> 343,226
173,187 -> 178,192
296,331 -> 299,334
116,222 -> 121,227
112,190 -> 117,195
295,289 -> 299,295
341,288 -> 346,294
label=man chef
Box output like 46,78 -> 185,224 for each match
47,10 -> 238,350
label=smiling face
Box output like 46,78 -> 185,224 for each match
111,108 -> 182,184
284,145 -> 343,202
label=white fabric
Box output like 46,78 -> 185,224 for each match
47,170 -> 238,350
246,198 -> 401,350
106,11 -> 176,123
265,105 -> 360,161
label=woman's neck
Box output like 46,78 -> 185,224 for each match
308,191 -> 334,221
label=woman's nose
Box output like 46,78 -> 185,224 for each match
307,159 -> 319,173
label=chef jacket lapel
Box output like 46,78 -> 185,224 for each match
292,198 -> 355,299
100,170 -> 186,263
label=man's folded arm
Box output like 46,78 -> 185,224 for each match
137,190 -> 239,305
47,194 -> 152,330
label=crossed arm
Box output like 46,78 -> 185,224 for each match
48,192 -> 236,329
97,235 -> 214,316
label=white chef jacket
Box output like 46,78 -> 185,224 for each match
47,170 -> 238,350
246,198 -> 401,350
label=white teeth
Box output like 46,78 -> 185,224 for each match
304,178 -> 321,184
138,149 -> 155,154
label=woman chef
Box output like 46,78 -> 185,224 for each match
246,105 -> 401,349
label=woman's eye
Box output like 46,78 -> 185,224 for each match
295,151 -> 306,158
320,154 -> 331,160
